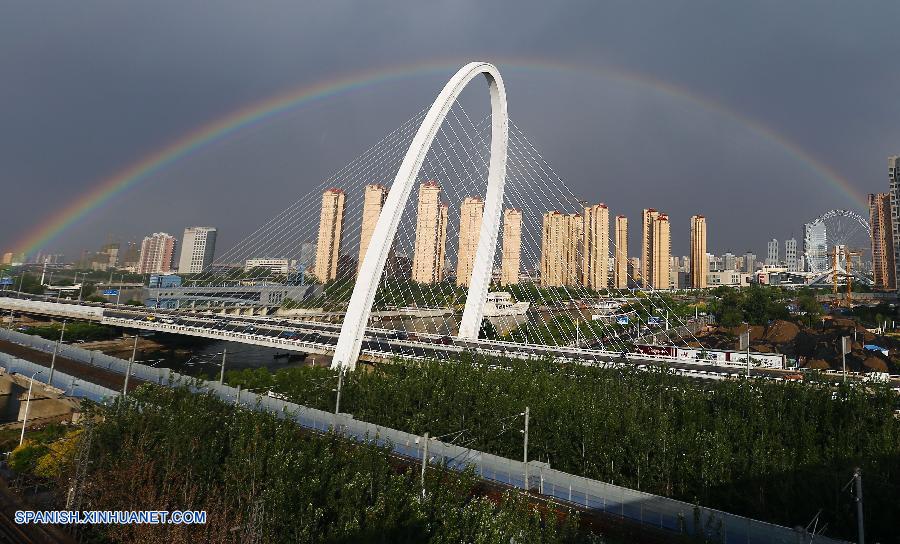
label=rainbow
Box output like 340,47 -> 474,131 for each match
11,58 -> 869,256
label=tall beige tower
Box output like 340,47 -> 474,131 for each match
614,215 -> 628,289
456,196 -> 485,287
690,215 -> 708,289
314,188 -> 346,282
501,208 -> 523,286
411,182 -> 448,284
869,192 -> 895,289
641,209 -> 659,287
541,211 -> 581,287
358,184 -> 389,272
582,203 -> 609,290
649,213 -> 671,290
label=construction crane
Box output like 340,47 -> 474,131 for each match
831,246 -> 840,296
831,245 -> 862,307
845,249 -> 862,307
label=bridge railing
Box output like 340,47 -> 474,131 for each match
0,327 -> 849,544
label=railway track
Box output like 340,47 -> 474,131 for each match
0,339 -> 146,393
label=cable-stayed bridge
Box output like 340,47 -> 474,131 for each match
1,293 -> 801,384
2,62 -> 796,380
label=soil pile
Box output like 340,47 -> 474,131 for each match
693,317 -> 898,374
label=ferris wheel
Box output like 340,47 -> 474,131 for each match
803,209 -> 872,277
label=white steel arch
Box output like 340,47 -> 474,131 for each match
332,62 -> 508,370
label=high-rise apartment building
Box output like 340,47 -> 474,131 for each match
614,215 -> 628,289
869,192 -> 896,289
358,184 -> 388,272
501,208 -> 522,286
640,209 -> 671,289
314,188 -> 346,283
137,233 -> 177,274
649,214 -> 671,290
690,215 -> 707,289
90,243 -> 120,272
456,197 -> 485,287
629,257 -> 640,284
411,182 -> 448,284
582,203 -> 609,290
888,156 -> 900,291
743,252 -> 756,273
766,238 -> 779,266
785,238 -> 798,272
803,222 -> 827,272
641,209 -> 659,287
178,227 -> 217,274
541,211 -> 581,287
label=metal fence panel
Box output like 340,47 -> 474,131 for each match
0,328 -> 849,544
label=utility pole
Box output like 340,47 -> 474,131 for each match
854,468 -> 865,544
122,334 -> 138,397
420,431 -> 429,496
218,348 -> 227,384
48,320 -> 67,383
522,406 -> 530,491
77,272 -> 84,302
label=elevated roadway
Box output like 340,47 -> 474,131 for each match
2,293 -> 895,385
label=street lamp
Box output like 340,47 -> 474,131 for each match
20,370 -> 44,446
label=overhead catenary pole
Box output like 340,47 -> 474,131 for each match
19,371 -> 43,446
842,335 -> 850,383
48,320 -> 67,383
523,406 -> 530,491
122,334 -> 138,397
218,348 -> 227,384
334,368 -> 344,416
854,468 -> 865,544
420,431 -> 429,496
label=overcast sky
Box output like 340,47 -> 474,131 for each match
2,1 -> 899,260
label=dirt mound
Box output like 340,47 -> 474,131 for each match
859,327 -> 876,343
804,358 -> 831,370
720,325 -> 767,342
863,357 -> 889,373
827,317 -> 859,333
764,320 -> 799,343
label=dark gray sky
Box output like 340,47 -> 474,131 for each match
2,1 -> 899,259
